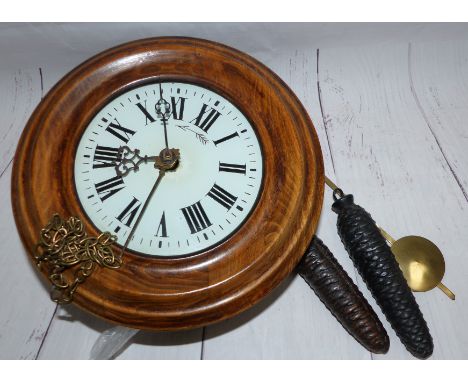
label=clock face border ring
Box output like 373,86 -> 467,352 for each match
12,37 -> 324,330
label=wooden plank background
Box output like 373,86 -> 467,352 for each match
1,23 -> 467,359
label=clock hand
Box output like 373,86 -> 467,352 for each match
120,169 -> 165,255
114,146 -> 159,177
114,146 -> 181,177
119,148 -> 180,256
156,83 -> 172,154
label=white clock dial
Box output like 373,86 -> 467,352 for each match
74,82 -> 263,257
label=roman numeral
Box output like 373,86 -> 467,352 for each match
207,184 -> 238,210
93,145 -> 120,169
116,197 -> 141,228
213,132 -> 239,146
219,162 -> 246,175
105,119 -> 136,143
171,96 -> 186,120
95,175 -> 125,201
155,211 -> 168,237
136,101 -> 156,125
181,201 -> 212,234
190,104 -> 221,132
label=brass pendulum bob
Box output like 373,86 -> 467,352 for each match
380,230 -> 455,300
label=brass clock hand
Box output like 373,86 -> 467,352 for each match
114,146 -> 180,177
119,148 -> 180,256
116,84 -> 173,178
114,146 -> 159,177
120,169 -> 165,255
156,83 -> 172,153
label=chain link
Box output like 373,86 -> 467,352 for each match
35,214 -> 121,304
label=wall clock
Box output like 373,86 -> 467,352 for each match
12,37 -> 324,330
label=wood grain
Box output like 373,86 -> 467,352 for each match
11,37 -> 324,331
0,68 -> 42,175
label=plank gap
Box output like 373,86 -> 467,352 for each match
39,67 -> 44,98
316,47 -> 362,286
316,48 -> 337,174
0,157 -> 13,180
34,304 -> 59,360
408,42 -> 468,203
316,47 -> 376,360
200,326 -> 206,360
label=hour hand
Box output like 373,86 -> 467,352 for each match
114,146 -> 158,177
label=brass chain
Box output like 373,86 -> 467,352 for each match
35,214 -> 121,304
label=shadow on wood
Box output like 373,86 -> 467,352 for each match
55,271 -> 296,358
204,273 -> 296,341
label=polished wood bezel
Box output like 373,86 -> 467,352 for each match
12,37 -> 324,330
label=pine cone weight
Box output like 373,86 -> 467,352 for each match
298,236 -> 390,354
332,194 -> 434,359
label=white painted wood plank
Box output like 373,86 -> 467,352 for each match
0,66 -> 55,360
36,305 -> 203,359
202,50 -> 371,360
0,165 -> 57,359
117,329 -> 202,360
409,41 -> 468,200
0,68 -> 42,175
203,272 -> 370,359
3,23 -> 468,71
407,41 -> 468,359
317,42 -> 468,359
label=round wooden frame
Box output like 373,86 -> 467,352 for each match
12,37 -> 324,330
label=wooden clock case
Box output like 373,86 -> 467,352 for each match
12,37 -> 324,330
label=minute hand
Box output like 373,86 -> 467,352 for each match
120,168 -> 165,256
119,148 -> 180,256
